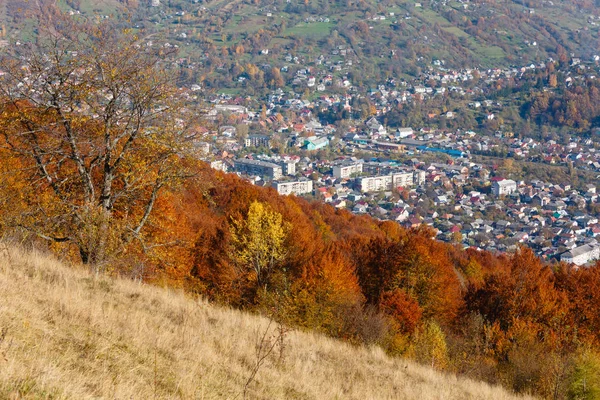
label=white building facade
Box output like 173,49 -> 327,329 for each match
561,244 -> 600,266
492,179 -> 517,196
333,162 -> 363,179
272,180 -> 313,196
358,171 -> 415,193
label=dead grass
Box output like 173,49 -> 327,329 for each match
0,245 -> 534,399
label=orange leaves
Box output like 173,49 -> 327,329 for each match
350,226 -> 462,328
379,289 -> 422,335
467,248 -> 570,331
463,245 -> 576,390
0,19 -> 200,267
555,264 -> 600,345
303,246 -> 363,305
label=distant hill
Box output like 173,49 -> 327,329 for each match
2,0 -> 599,88
0,245 -> 532,399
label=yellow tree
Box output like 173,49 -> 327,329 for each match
413,320 -> 449,370
230,201 -> 290,290
0,17 -> 197,269
568,346 -> 600,400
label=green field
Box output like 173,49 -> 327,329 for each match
286,22 -> 332,38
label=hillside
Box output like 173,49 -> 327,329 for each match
2,0 -> 599,91
0,244 -> 531,399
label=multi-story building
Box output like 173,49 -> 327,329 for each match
234,159 -> 282,180
358,171 -> 414,193
561,243 -> 600,266
272,180 -> 313,196
359,175 -> 390,193
245,134 -> 271,148
413,170 -> 426,186
392,171 -> 414,188
279,160 -> 296,176
333,161 -> 363,179
492,179 -> 517,196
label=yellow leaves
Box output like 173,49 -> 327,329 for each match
411,320 -> 449,370
229,201 -> 290,288
245,63 -> 259,78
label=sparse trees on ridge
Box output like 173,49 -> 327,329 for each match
0,17 -> 196,268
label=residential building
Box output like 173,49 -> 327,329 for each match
413,170 -> 426,186
234,159 -> 282,180
245,134 -> 271,148
561,243 -> 600,266
279,160 -> 297,176
358,171 -> 414,193
333,161 -> 363,179
492,179 -> 517,196
272,179 -> 313,196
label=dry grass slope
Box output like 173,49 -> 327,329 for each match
0,245 -> 534,399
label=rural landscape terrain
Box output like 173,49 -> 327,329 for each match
1,0 -> 600,399
0,245 -> 533,399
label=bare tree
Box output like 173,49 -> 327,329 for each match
0,16 -> 197,269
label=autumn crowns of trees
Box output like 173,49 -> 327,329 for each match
0,16 -> 198,269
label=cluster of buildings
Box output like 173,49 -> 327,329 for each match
210,148 -> 600,266
185,44 -> 600,268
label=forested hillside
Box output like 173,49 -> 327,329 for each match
2,141 -> 600,398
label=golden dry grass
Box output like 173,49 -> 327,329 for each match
0,245 -> 534,399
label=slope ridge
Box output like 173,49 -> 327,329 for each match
0,245 -> 532,399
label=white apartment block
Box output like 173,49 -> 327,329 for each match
413,170 -> 426,186
492,179 -> 517,196
358,171 -> 415,193
333,162 -> 363,179
279,160 -> 296,176
272,180 -> 313,196
561,244 -> 600,266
